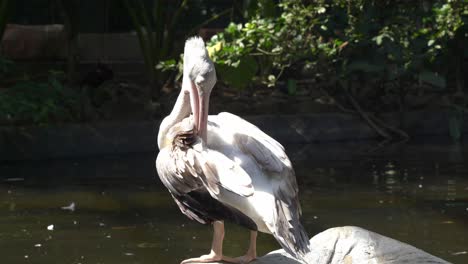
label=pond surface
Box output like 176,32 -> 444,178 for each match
0,141 -> 467,264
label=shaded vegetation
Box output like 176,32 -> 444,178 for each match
0,0 -> 466,141
0,60 -> 78,125
162,0 -> 467,140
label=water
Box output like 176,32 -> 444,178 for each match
0,141 -> 467,263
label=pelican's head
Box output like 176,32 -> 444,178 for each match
181,36 -> 217,141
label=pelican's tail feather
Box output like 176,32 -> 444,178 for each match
272,188 -> 311,263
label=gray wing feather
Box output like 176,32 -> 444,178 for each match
213,112 -> 309,259
157,119 -> 255,199
216,112 -> 300,210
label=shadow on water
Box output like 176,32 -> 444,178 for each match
0,140 -> 467,263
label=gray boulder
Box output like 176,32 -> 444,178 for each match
254,226 -> 449,264
217,226 -> 450,264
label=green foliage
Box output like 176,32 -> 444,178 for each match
195,0 -> 467,113
156,0 -> 467,140
216,55 -> 258,90
0,67 -> 78,125
203,0 -> 334,88
124,0 -> 233,97
123,0 -> 189,91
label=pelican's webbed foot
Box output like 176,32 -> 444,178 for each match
180,251 -> 223,263
181,222 -> 257,264
181,253 -> 256,264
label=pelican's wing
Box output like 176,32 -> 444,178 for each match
157,137 -> 254,199
211,112 -> 309,257
211,112 -> 300,212
156,147 -> 255,227
215,112 -> 292,173
195,146 -> 255,197
156,147 -> 208,224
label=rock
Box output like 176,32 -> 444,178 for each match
1,24 -> 67,59
301,226 -> 450,264
213,226 -> 450,264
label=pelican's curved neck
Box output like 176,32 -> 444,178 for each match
157,88 -> 191,149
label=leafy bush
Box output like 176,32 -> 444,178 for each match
160,0 -> 467,139
163,0 -> 466,96
124,0 -> 234,98
220,2 -> 463,83
0,69 -> 79,125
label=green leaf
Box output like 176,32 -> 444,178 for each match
374,35 -> 383,45
216,56 -> 258,90
419,71 -> 446,89
156,59 -> 177,72
267,75 -> 276,87
317,7 -> 326,14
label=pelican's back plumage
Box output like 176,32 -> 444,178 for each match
205,112 -> 311,261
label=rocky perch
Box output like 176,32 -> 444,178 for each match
216,226 -> 450,264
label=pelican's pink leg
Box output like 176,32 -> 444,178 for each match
223,231 -> 257,263
181,223 -> 257,264
181,221 -> 225,263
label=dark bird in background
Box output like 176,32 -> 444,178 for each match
80,62 -> 114,88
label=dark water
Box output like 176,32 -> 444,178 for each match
0,141 -> 467,264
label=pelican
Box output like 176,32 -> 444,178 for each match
156,37 -> 311,264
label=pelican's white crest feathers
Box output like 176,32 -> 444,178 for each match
183,37 -> 213,77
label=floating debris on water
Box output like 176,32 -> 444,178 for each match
47,225 -> 54,231
61,202 -> 76,212
137,242 -> 158,248
452,251 -> 467,256
124,252 -> 134,256
34,244 -> 42,247
4,178 -> 24,182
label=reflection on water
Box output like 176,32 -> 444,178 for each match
0,141 -> 467,263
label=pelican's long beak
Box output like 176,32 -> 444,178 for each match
184,75 -> 209,142
197,88 -> 210,142
183,75 -> 199,131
